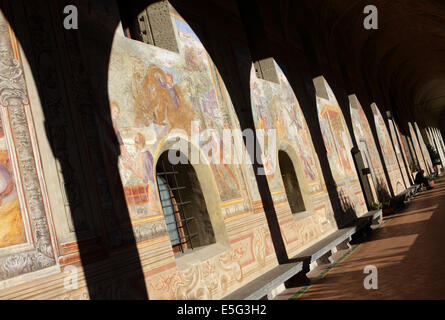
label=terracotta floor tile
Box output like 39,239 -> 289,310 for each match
278,177 -> 445,300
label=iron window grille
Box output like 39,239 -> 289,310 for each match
156,158 -> 198,254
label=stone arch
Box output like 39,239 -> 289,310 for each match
0,1 -> 267,299
249,62 -> 336,256
387,117 -> 412,187
371,103 -> 406,195
314,76 -> 367,221
408,122 -> 428,174
414,122 -> 434,173
277,141 -> 314,215
349,95 -> 390,203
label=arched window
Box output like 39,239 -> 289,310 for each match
278,151 -> 306,215
156,151 -> 215,254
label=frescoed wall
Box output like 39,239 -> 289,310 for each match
400,133 -> 414,170
409,122 -> 428,173
388,119 -> 411,187
349,95 -> 389,201
431,128 -> 445,166
105,12 -> 284,299
0,2 -> 339,301
0,11 -> 56,285
232,46 -> 336,258
1,0 -> 444,302
394,123 -> 414,184
414,123 -> 434,173
371,104 -> 405,195
314,77 -> 367,223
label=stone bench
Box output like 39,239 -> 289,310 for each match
287,210 -> 381,285
407,184 -> 421,197
291,226 -> 357,267
394,189 -> 411,206
223,210 -> 382,299
360,209 -> 383,226
222,261 -> 303,300
393,185 -> 423,208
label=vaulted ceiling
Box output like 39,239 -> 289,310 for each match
245,0 -> 444,133
294,0 -> 445,131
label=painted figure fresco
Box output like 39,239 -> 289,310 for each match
0,113 -> 26,248
388,119 -> 411,187
246,59 -> 321,192
229,52 -> 335,259
371,104 -> 405,194
315,77 -> 367,218
107,13 -> 250,222
319,104 -> 354,179
395,124 -> 415,185
349,95 -> 389,199
415,123 -> 434,172
409,122 -> 427,173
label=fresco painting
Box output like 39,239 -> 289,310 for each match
230,48 -> 336,258
349,96 -> 389,198
0,112 -> 26,248
371,104 -> 405,194
409,122 -> 427,173
315,78 -> 367,218
107,14 -> 251,222
415,123 -> 434,172
396,124 -> 415,175
320,105 -> 355,179
388,119 -> 411,187
247,60 -> 321,192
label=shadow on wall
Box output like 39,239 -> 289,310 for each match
337,189 -> 357,227
1,0 -> 371,298
376,177 -> 391,203
0,0 -> 292,298
2,0 -> 150,299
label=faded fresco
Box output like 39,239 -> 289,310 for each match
415,123 -> 434,172
409,122 -> 427,173
388,119 -> 411,187
371,104 -> 405,194
107,14 -> 252,224
396,124 -> 414,177
349,95 -> 389,199
0,112 -> 26,248
315,78 -> 367,218
400,133 -> 414,169
248,62 -> 322,193
432,128 -> 445,166
231,47 -> 334,256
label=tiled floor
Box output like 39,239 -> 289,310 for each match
276,176 -> 445,300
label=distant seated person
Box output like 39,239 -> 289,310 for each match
415,169 -> 433,190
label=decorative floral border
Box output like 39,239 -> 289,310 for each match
0,12 -> 55,282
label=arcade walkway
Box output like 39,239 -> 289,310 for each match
277,176 -> 445,300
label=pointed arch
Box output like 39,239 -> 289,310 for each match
349,95 -> 390,202
370,103 -> 406,195
314,76 -> 367,219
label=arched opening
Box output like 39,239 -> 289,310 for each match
156,150 -> 215,254
278,150 -> 306,215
